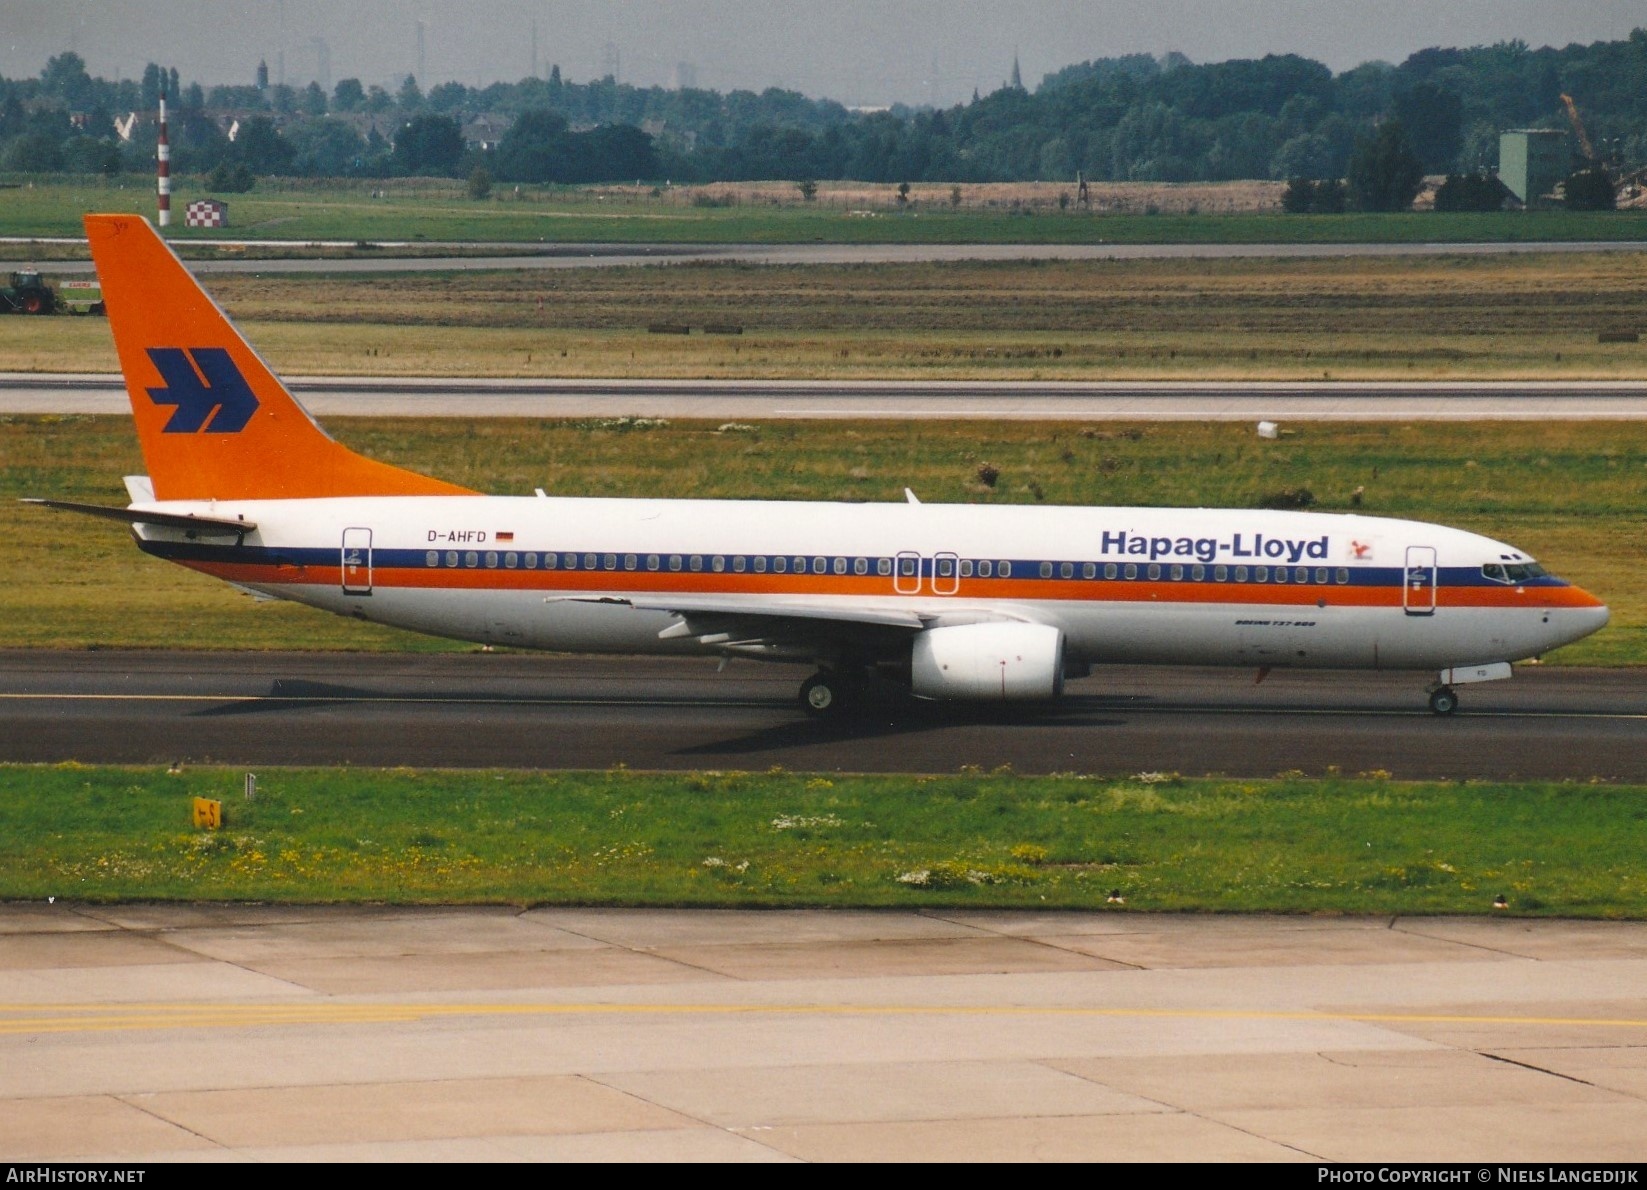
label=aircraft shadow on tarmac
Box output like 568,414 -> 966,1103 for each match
674,697 -> 1131,757
184,678 -> 1139,735
187,678 -> 391,716
179,675 -> 1474,728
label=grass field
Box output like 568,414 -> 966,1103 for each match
3,415 -> 1643,661
3,765 -> 1644,914
5,177 -> 1647,245
7,252 -> 1647,381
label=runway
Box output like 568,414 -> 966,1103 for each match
10,236 -> 1647,275
4,903 -> 1646,1161
3,651 -> 1644,780
9,374 -> 1647,421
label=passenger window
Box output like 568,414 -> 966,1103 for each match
1255,566 -> 1269,581
669,555 -> 682,572
505,553 -> 518,569
754,556 -> 767,573
1192,565 -> 1205,581
733,556 -> 746,573
1275,567 -> 1287,583
602,554 -> 615,570
1059,562 -> 1074,578
647,554 -> 659,571
813,557 -> 826,574
583,553 -> 596,570
712,556 -> 725,572
1040,562 -> 1053,578
1235,566 -> 1249,582
446,551 -> 459,567
878,558 -> 892,576
1336,568 -> 1349,584
1215,565 -> 1227,581
1314,568 -> 1327,584
1124,564 -> 1137,580
1104,563 -> 1117,580
999,562 -> 1011,577
528,553 -> 541,569
856,557 -> 869,575
834,557 -> 848,575
563,554 -> 576,570
1147,564 -> 1161,580
1296,568 -> 1308,583
794,557 -> 806,573
426,551 -> 439,567
466,551 -> 479,568
774,557 -> 787,574
1082,562 -> 1096,579
485,552 -> 498,568
979,560 -> 993,577
900,557 -> 917,577
624,554 -> 637,571
690,555 -> 703,572
1170,565 -> 1184,581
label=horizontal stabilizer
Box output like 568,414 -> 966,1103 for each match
21,498 -> 256,537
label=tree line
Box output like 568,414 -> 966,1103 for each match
3,30 -> 1647,191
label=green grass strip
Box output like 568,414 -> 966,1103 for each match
4,764 -> 1644,916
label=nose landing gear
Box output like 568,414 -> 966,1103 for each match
1425,661 -> 1513,715
1427,686 -> 1459,716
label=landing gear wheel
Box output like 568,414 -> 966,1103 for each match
800,671 -> 849,719
1428,686 -> 1459,716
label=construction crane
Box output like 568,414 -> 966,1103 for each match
1560,93 -> 1597,162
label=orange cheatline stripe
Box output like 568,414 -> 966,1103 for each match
175,561 -> 1600,611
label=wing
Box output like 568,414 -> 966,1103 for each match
552,593 -> 1023,655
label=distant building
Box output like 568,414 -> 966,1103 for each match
1499,129 -> 1570,208
462,116 -> 511,151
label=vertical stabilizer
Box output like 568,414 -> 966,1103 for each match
84,214 -> 473,501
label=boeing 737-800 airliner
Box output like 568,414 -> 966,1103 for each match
27,215 -> 1609,717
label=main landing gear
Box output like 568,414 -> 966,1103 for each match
800,669 -> 855,718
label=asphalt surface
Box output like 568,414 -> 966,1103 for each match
3,650 -> 1643,780
10,374 -> 1647,421
10,237 -> 1647,274
9,237 -> 1647,276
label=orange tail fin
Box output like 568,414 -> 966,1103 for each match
84,214 -> 474,501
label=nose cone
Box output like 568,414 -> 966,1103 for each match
1549,588 -> 1610,650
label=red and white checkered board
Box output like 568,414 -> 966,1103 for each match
184,201 -> 224,228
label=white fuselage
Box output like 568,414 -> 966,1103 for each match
132,495 -> 1608,674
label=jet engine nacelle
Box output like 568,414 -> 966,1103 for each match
909,622 -> 1065,701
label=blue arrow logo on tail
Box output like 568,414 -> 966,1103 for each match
145,347 -> 260,433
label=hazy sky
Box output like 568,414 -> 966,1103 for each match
3,0 -> 1643,108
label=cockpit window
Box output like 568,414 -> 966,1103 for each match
1483,562 -> 1548,584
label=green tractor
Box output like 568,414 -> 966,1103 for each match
1,269 -> 56,315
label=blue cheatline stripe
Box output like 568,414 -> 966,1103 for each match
136,539 -> 1569,590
